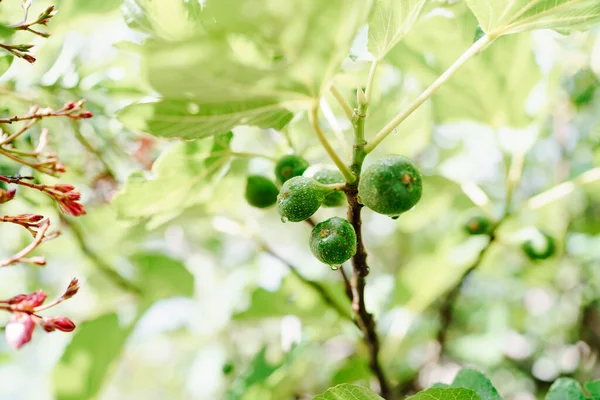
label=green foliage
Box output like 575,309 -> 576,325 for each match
464,0 -> 600,36
277,176 -> 333,222
119,0 -> 375,140
112,134 -> 232,222
310,217 -> 357,265
308,168 -> 346,207
53,313 -> 132,400
367,0 -> 427,60
407,388 -> 482,400
545,378 -> 587,400
358,155 -> 422,217
275,155 -> 310,184
313,384 -> 384,400
245,176 -> 279,208
449,369 -> 502,400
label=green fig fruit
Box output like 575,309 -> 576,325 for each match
522,230 -> 556,261
245,175 -> 279,208
275,155 -> 310,184
277,176 -> 333,222
358,155 -> 423,217
464,215 -> 491,235
306,168 -> 346,207
310,217 -> 356,265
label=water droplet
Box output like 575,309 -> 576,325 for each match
187,102 -> 199,114
330,265 -> 339,271
392,128 -> 400,136
391,215 -> 399,220
280,216 -> 288,223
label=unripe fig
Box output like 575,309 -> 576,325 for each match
358,155 -> 423,217
464,215 -> 491,235
245,175 -> 279,208
277,176 -> 333,222
521,230 -> 556,261
310,217 -> 356,265
305,167 -> 346,207
275,155 -> 309,184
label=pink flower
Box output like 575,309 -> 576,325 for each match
5,313 -> 35,349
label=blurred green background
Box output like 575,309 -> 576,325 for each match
0,0 -> 599,399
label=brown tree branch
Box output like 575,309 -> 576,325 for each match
345,182 -> 392,398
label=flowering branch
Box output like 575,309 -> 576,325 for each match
0,177 -> 86,216
0,2 -> 57,63
0,278 -> 79,349
0,100 -> 92,176
0,217 -> 59,268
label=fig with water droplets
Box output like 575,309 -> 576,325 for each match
358,155 -> 422,217
277,176 -> 334,222
310,217 -> 356,265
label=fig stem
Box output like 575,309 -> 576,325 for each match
343,98 -> 392,398
365,34 -> 495,153
309,105 -> 356,184
330,85 -> 354,122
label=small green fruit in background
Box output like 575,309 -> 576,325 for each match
310,217 -> 356,265
358,155 -> 423,217
464,215 -> 491,235
305,167 -> 346,207
277,176 -> 333,222
275,154 -> 309,184
245,175 -> 279,208
521,229 -> 556,261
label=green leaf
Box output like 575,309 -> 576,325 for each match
227,347 -> 283,400
464,0 -> 600,36
120,0 -> 375,139
130,252 -> 194,306
0,54 -> 13,77
111,138 -> 231,220
368,0 -> 427,60
585,380 -> 600,399
545,378 -> 587,400
408,388 -> 483,400
53,314 -> 132,400
313,384 -> 384,400
450,369 -> 502,400
389,7 -> 541,126
121,0 -> 204,40
119,98 -> 293,140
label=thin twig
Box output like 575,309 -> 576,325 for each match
330,85 -> 354,122
309,105 -> 356,183
59,216 -> 142,294
365,34 -> 494,153
260,243 -> 353,322
0,219 -> 55,267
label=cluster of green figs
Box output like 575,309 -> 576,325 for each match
464,215 -> 556,261
245,154 -> 423,267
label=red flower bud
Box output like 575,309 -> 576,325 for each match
22,54 -> 36,64
0,188 -> 16,204
78,111 -> 93,119
12,290 -> 47,310
62,278 -> 80,299
55,163 -> 67,173
5,313 -> 35,349
15,214 -> 44,223
40,316 -> 76,333
53,184 -> 75,193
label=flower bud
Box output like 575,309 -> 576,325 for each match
40,316 -> 76,333
5,313 -> 35,349
0,188 -> 16,204
53,184 -> 75,193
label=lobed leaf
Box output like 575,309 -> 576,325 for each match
313,384 -> 384,400
464,0 -> 600,36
